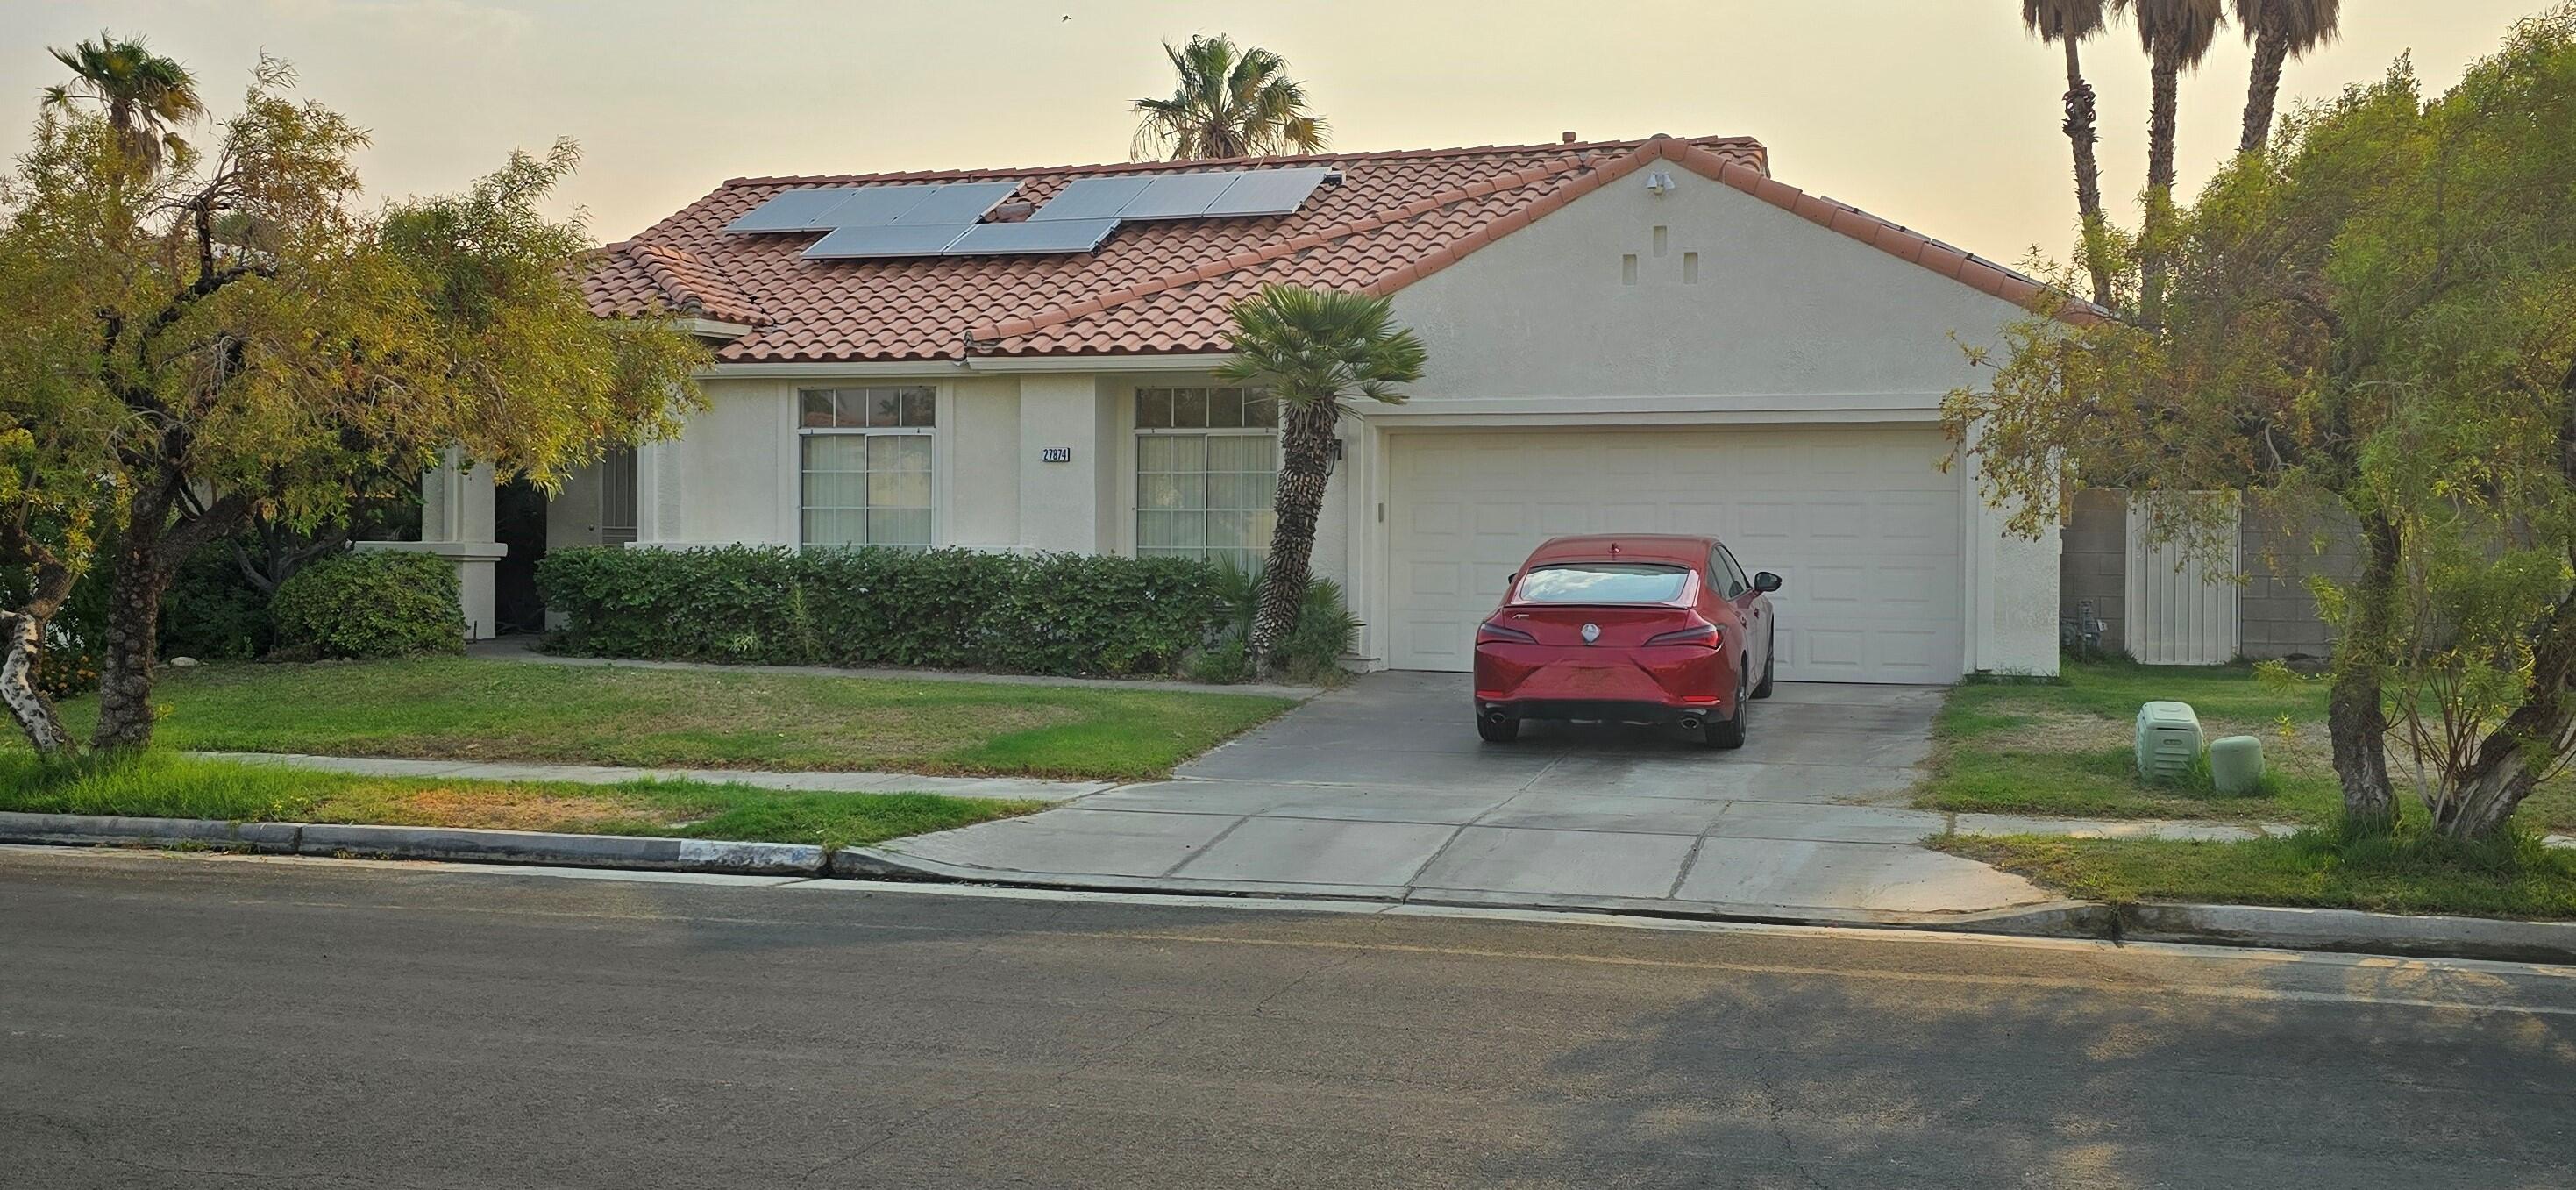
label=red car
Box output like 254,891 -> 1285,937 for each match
1472,535 -> 1781,748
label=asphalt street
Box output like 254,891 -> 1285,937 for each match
4,845 -> 2573,1188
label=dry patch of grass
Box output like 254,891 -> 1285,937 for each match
0,752 -> 1043,850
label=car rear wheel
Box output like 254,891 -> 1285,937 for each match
1704,666 -> 1748,750
1751,628 -> 1776,699
1476,712 -> 1522,744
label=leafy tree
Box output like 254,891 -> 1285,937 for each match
1945,10 -> 2576,840
0,58 -> 708,755
1131,34 -> 1327,160
40,32 -> 204,175
2023,0 -> 2122,307
2117,0 -> 2226,325
1216,286 -> 1424,674
2231,0 -> 2342,153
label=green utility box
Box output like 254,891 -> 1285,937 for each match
2208,734 -> 2266,795
2135,701 -> 2203,784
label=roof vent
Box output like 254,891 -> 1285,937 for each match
989,200 -> 1036,224
1561,131 -> 1577,144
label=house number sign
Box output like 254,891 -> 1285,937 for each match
1040,447 -> 1074,463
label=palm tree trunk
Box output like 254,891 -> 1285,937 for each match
2062,38 -> 2114,308
1249,400 -> 1336,673
2329,510 -> 2401,832
90,489 -> 171,752
2140,51 -> 2182,328
2239,31 -> 2291,154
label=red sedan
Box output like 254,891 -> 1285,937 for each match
1472,535 -> 1780,748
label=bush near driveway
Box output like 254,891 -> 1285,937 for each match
538,545 -> 1226,678
271,552 -> 465,660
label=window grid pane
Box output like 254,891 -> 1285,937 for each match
1134,428 -> 1275,565
802,431 -> 933,549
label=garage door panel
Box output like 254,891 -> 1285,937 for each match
1386,427 -> 1965,683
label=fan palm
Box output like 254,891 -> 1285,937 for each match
1131,34 -> 1328,160
2024,0 -> 2118,306
2118,0 -> 2225,325
1216,286 -> 1425,673
2231,0 -> 2341,153
39,32 -> 204,175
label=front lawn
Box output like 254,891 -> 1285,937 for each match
0,752 -> 1041,850
1938,830 -> 2576,920
40,657 -> 1292,781
1916,659 -> 2576,835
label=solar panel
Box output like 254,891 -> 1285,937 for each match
1117,172 -> 1242,220
1030,175 -> 1155,221
888,181 -> 1021,224
820,186 -> 947,226
1199,167 -> 1334,217
724,188 -> 866,233
946,217 -> 1121,256
801,223 -> 973,260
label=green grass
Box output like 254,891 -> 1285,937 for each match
39,657 -> 1293,781
1918,658 -> 2576,835
0,751 -> 1041,850
1937,829 -> 2576,920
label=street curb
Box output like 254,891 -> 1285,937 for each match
2119,901 -> 2576,966
0,813 -> 826,877
11,815 -> 2576,964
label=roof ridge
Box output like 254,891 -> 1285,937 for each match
964,153 -> 1609,346
722,134 -> 1762,189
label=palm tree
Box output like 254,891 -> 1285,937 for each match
2118,0 -> 2225,326
1216,286 -> 1425,673
2024,0 -> 2118,307
2231,0 -> 2340,153
39,32 -> 204,175
1132,34 -> 1328,161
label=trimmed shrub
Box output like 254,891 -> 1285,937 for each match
160,540 -> 274,661
536,545 -> 1226,678
271,552 -> 465,659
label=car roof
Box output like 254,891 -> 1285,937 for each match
1522,534 -> 1716,566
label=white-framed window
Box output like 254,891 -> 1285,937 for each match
798,386 -> 934,549
1135,386 -> 1278,573
599,445 -> 638,545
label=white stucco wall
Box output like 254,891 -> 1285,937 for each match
1373,162 -> 2057,676
947,376 -> 1021,551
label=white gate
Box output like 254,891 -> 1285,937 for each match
2124,495 -> 2241,666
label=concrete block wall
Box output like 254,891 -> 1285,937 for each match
2239,503 -> 2356,661
2060,488 -> 2127,654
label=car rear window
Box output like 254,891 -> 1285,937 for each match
1515,563 -> 1690,604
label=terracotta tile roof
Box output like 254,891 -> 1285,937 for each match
589,134 -> 2089,364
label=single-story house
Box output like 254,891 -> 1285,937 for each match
381,132 -> 2091,683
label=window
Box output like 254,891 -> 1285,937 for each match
799,387 -> 934,549
1136,386 -> 1277,572
599,445 -> 637,545
1710,547 -> 1748,598
1515,564 -> 1691,604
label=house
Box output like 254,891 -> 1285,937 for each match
380,132 -> 2078,683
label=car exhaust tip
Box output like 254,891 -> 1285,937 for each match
1484,709 -> 1511,725
1676,715 -> 1704,732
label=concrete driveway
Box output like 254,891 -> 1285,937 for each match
883,672 -> 2057,919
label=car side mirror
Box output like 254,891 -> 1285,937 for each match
1754,571 -> 1783,593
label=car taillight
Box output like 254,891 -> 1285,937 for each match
1644,623 -> 1722,648
1477,618 -> 1538,645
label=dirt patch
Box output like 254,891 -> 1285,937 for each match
316,787 -> 665,831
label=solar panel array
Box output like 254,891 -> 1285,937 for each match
723,167 -> 1335,260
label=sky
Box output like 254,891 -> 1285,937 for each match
2,1 -> 2545,261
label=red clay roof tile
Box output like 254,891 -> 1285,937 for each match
590,132 -> 2090,361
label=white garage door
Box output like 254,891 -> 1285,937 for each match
1384,426 -> 1967,682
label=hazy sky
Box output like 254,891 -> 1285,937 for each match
4,1 -> 2544,261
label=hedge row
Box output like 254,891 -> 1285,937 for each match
535,545 -> 1228,677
